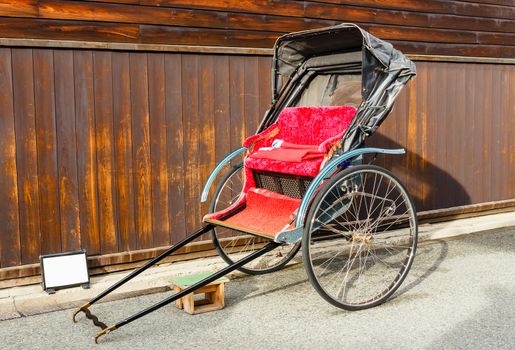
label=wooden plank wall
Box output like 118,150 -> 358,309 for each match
0,0 -> 513,58
0,48 -> 272,269
370,61 -> 514,212
0,0 -> 513,275
0,47 -> 513,271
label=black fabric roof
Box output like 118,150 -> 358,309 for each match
270,23 -> 417,151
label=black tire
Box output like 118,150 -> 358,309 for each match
210,163 -> 301,275
302,164 -> 418,310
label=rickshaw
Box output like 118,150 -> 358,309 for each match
73,23 -> 418,343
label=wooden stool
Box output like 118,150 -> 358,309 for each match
170,273 -> 229,315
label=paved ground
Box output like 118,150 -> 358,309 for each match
1,229 -> 514,350
3,211 -> 514,320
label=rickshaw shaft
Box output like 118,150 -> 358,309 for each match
113,241 -> 280,329
89,224 -> 214,306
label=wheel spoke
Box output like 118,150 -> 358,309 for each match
304,166 -> 417,309
211,165 -> 300,273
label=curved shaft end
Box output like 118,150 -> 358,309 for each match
94,325 -> 117,344
72,303 -> 91,323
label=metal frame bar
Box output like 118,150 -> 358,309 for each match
200,147 -> 247,203
295,148 -> 406,228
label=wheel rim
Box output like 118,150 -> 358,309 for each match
305,167 -> 417,308
211,165 -> 300,273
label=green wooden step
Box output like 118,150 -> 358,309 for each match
170,273 -> 229,287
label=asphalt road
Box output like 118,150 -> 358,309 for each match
1,229 -> 514,350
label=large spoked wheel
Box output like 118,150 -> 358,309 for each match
210,163 -> 301,275
302,164 -> 418,310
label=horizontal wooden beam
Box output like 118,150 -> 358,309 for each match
1,199 -> 513,288
308,0 -> 515,20
84,0 -> 515,21
1,38 -> 514,65
2,0 -> 513,34
1,38 -> 276,55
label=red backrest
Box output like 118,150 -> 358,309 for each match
276,106 -> 357,145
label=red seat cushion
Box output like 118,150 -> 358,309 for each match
276,106 -> 356,145
245,156 -> 324,177
245,105 -> 356,177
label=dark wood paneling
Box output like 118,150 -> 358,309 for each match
54,50 -> 82,252
33,49 -> 61,255
11,49 -> 40,265
0,17 -> 139,42
74,50 -> 101,255
181,54 -> 200,234
0,0 -> 514,58
93,51 -> 119,254
148,53 -> 170,247
371,61 -> 514,211
198,55 -> 216,241
130,53 -> 153,249
213,55 -> 231,171
313,0 -> 515,19
0,48 -> 21,268
112,51 -> 136,252
164,54 -> 186,244
0,48 -> 513,277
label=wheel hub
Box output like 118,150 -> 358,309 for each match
352,231 -> 373,244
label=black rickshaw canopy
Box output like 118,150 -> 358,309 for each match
267,23 -> 417,152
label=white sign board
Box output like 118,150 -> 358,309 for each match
40,251 -> 89,292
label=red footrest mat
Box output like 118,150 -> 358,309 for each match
222,188 -> 300,237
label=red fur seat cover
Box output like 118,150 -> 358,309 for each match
203,105 -> 356,223
244,105 -> 356,177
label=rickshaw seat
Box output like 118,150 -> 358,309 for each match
244,105 -> 356,177
203,105 -> 356,237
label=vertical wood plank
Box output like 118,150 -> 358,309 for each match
229,56 -> 245,154
394,84 -> 408,180
499,64 -> 513,199
112,51 -> 136,251
74,50 -> 100,255
165,54 -> 186,243
454,63 -> 468,206
130,52 -> 153,249
198,55 -> 215,238
444,63 -> 457,207
54,49 -> 81,252
387,79 -> 410,187
33,49 -> 61,255
471,64 -> 484,204
181,54 -> 200,234
423,62 -> 436,210
213,55 -> 230,166
148,53 -> 170,247
490,64 -> 501,202
508,66 -> 515,197
480,65 -> 493,203
258,56 -> 272,120
463,63 -> 477,206
12,48 -> 41,264
406,61 -> 420,209
0,48 -> 21,267
492,65 -> 506,200
498,65 -> 507,199
438,63 -> 453,208
244,56 -> 260,137
417,63 -> 429,209
93,51 -> 118,254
